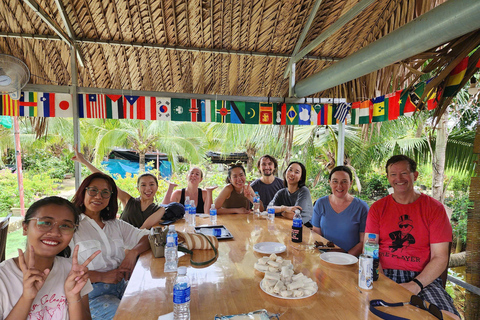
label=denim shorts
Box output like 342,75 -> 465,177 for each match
89,279 -> 128,320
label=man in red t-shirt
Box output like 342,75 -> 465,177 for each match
365,155 -> 459,319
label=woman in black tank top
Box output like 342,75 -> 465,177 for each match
162,167 -> 216,214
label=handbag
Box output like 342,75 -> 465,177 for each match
148,227 -> 218,266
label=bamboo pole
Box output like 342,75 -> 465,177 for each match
466,110 -> 480,319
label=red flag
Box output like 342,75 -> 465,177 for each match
189,99 -> 199,122
259,103 -> 273,125
386,90 -> 401,120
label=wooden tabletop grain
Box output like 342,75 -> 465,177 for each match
113,213 -> 449,320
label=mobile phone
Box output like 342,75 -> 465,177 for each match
160,220 -> 174,225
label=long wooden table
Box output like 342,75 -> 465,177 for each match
114,214 -> 448,320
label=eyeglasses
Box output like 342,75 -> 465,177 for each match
410,295 -> 443,319
399,224 -> 411,229
28,217 -> 77,235
86,187 -> 113,199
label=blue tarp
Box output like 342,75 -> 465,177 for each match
101,159 -> 172,179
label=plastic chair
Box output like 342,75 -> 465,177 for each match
0,214 -> 12,263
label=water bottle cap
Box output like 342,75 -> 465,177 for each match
211,204 -> 216,209
168,224 -> 175,231
178,266 -> 187,275
368,234 -> 376,239
190,200 -> 195,206
185,196 -> 190,201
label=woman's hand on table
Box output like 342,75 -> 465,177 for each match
94,269 -> 125,284
287,205 -> 302,213
279,205 -> 302,219
237,207 -> 251,214
118,250 -> 139,280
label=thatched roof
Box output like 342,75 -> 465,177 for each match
0,0 -> 472,103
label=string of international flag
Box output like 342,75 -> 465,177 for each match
0,89 -> 438,125
1,55 -> 475,126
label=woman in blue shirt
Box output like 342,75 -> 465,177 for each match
311,166 -> 368,256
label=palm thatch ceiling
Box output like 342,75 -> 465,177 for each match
0,0 -> 470,102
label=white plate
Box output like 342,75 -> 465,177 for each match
260,279 -> 317,299
253,242 -> 287,254
320,252 -> 358,265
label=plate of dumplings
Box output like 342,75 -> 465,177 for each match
255,253 -> 318,299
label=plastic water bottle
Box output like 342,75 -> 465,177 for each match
209,204 -> 217,226
164,225 -> 178,272
189,199 -> 196,229
253,192 -> 261,216
291,210 -> 303,243
267,205 -> 275,222
173,266 -> 190,320
184,196 -> 191,225
364,234 -> 379,281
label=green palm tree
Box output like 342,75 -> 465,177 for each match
80,119 -> 204,172
204,123 -> 285,172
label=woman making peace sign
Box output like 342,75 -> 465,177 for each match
0,196 -> 100,320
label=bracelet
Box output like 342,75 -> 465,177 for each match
412,278 -> 424,291
67,297 -> 82,305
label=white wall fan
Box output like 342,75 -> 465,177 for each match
0,54 -> 30,100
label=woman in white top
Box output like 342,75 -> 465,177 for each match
70,172 -> 150,320
0,196 -> 99,320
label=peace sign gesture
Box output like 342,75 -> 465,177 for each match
64,245 -> 101,298
17,246 -> 50,301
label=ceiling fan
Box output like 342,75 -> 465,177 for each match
0,54 -> 30,100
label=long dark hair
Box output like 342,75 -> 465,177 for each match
226,163 -> 246,184
24,196 -> 79,258
72,172 -> 118,220
283,161 -> 307,188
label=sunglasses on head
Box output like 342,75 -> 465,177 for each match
370,295 -> 443,320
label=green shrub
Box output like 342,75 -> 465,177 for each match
358,171 -> 389,200
0,170 -> 61,217
446,169 -> 471,191
10,149 -> 74,180
445,191 -> 470,245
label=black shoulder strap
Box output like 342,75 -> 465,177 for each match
178,233 -> 218,266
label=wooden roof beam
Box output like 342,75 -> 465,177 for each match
23,0 -> 84,68
295,0 -> 480,97
53,0 -> 85,67
289,0 -> 376,70
0,32 -> 340,61
283,0 -> 323,79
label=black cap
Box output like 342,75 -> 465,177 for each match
160,202 -> 185,222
